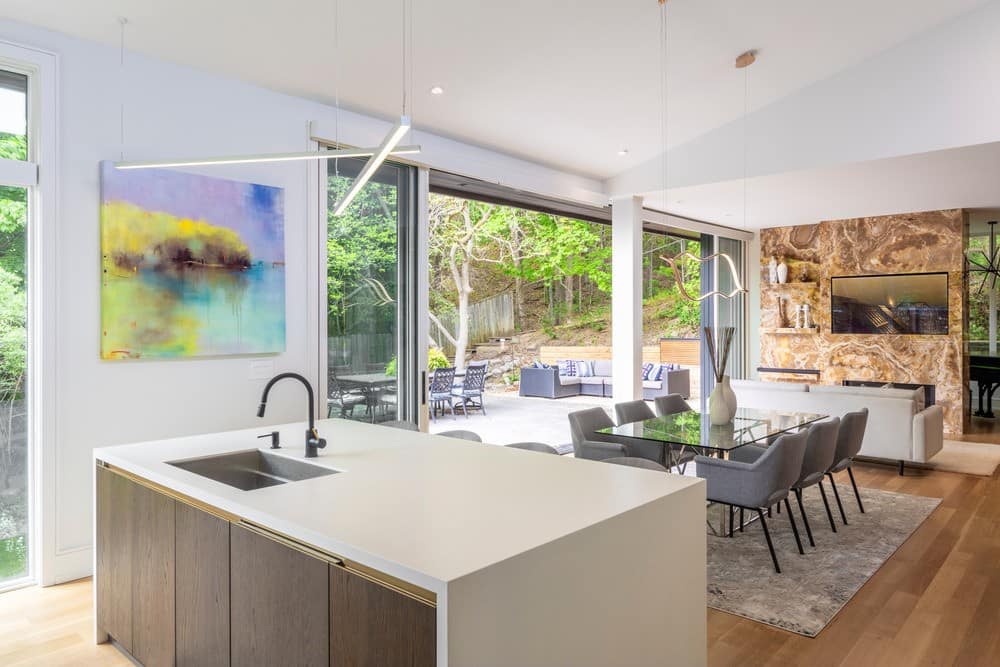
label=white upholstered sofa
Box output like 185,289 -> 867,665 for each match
731,380 -> 944,470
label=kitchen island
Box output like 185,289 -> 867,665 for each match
94,418 -> 706,666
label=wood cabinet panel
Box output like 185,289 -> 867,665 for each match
230,525 -> 329,666
175,502 -> 230,667
95,466 -> 134,652
330,565 -> 436,667
131,480 -> 176,667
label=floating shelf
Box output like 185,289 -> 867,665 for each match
760,327 -> 819,335
762,281 -> 818,289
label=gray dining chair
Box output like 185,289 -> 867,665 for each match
567,408 -> 628,461
603,457 -> 668,472
381,420 -> 419,431
614,400 -> 655,425
437,429 -> 482,442
696,430 -> 809,573
617,398 -> 695,473
731,418 -> 841,546
654,393 -> 690,417
826,408 -> 869,525
506,442 -> 560,455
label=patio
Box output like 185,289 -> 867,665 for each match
426,390 -> 697,448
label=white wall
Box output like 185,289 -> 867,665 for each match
0,19 -> 606,584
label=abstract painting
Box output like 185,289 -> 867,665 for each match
100,161 -> 285,359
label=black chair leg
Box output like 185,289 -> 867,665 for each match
847,467 -> 865,513
739,507 -> 745,533
794,488 -> 815,547
818,481 -> 838,533
757,509 -> 781,574
729,505 -> 735,538
784,497 -> 805,555
828,473 -> 849,525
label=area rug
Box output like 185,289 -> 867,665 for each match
707,486 -> 940,637
929,440 -> 1000,476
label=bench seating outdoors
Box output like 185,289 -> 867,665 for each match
520,359 -> 691,400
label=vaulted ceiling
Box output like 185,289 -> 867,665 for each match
2,0 -> 998,226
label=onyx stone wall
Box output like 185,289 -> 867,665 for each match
759,209 -> 968,435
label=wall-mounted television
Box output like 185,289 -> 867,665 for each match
831,272 -> 949,335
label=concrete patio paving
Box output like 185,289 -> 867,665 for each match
427,390 -> 698,449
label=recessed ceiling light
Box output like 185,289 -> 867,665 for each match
430,86 -> 444,95
618,148 -> 629,156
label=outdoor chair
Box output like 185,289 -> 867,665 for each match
437,429 -> 482,442
327,368 -> 366,419
567,408 -> 628,461
429,367 -> 457,422
506,442 -> 560,454
452,362 -> 488,417
696,430 -> 809,573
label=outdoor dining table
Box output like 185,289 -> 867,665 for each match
597,406 -> 828,534
337,373 -> 397,422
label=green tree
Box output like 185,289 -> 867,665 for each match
0,132 -> 27,399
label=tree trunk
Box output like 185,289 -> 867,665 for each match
454,288 -> 470,372
513,258 -> 525,332
563,275 -> 574,317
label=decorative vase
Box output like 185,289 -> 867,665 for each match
721,375 -> 737,417
709,383 -> 730,425
768,256 -> 778,284
709,375 -> 738,425
776,257 -> 788,284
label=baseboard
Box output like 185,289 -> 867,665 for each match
42,546 -> 93,586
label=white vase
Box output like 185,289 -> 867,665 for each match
709,376 -> 738,425
776,259 -> 788,284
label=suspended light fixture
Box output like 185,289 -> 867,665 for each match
656,1 -> 747,302
111,2 -> 422,218
967,220 -> 1000,294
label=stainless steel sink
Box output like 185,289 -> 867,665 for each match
167,449 -> 338,491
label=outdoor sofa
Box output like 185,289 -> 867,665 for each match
519,359 -> 690,400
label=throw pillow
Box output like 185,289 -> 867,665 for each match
577,360 -> 593,377
533,360 -> 546,369
641,362 -> 655,380
557,359 -> 578,376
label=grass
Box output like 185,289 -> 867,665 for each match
0,534 -> 27,581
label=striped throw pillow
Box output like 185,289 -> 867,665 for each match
641,362 -> 655,380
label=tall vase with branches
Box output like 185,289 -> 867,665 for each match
705,326 -> 738,425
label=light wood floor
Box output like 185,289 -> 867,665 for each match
1,451 -> 998,666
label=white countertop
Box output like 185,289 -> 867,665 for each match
94,418 -> 702,593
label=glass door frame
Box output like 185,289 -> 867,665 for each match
0,41 -> 56,590
315,148 -> 428,428
699,233 -> 750,410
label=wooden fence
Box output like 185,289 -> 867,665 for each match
431,293 -> 515,357
538,346 -> 662,365
538,338 -> 700,366
327,333 -> 395,372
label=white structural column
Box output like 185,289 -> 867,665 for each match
611,196 -> 644,402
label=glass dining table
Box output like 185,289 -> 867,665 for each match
597,406 -> 828,535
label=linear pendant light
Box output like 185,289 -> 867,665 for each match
332,115 -> 410,216
113,143 -> 420,170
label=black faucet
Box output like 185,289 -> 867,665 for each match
257,372 -> 327,458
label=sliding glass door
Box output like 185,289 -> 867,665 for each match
0,69 -> 29,587
699,233 -> 748,409
324,157 -> 419,424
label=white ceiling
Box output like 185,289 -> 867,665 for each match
0,0 -> 990,179
648,142 -> 1000,229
